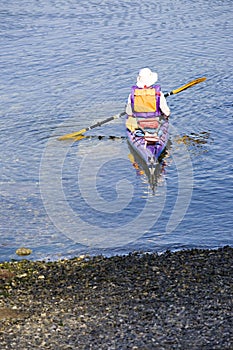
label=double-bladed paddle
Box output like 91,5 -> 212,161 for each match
58,76 -> 206,141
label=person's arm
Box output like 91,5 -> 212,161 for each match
160,92 -> 170,117
125,94 -> 132,115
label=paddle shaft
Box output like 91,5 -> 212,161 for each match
79,117 -> 115,134
85,114 -> 124,131
58,112 -> 126,140
164,91 -> 174,98
164,77 -> 206,98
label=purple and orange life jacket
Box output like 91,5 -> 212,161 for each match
130,85 -> 161,118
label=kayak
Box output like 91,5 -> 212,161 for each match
126,115 -> 169,179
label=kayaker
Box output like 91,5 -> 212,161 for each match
126,68 -> 170,118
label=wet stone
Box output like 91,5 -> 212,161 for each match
0,307 -> 27,320
15,248 -> 32,256
0,246 -> 232,349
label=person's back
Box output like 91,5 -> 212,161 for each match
126,68 -> 170,118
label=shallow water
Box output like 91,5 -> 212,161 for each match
1,0 -> 233,261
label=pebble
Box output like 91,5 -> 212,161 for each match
15,248 -> 32,256
0,246 -> 232,349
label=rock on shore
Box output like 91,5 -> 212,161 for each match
0,246 -> 232,349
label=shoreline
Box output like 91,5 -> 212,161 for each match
0,246 -> 232,349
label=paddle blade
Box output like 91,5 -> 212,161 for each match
73,135 -> 86,142
172,77 -> 206,95
58,128 -> 87,141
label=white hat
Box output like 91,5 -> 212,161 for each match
136,68 -> 158,88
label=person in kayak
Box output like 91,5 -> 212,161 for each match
126,67 -> 170,119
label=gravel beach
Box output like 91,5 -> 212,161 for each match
0,246 -> 232,349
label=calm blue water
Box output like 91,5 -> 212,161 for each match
1,0 -> 232,261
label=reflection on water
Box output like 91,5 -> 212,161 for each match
176,131 -> 212,146
127,141 -> 171,195
73,134 -> 126,142
175,131 -> 213,156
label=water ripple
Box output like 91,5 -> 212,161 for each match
0,0 -> 232,260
